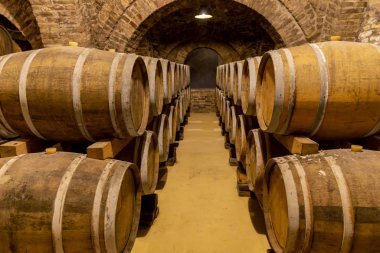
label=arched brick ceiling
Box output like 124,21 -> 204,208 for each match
124,0 -> 288,61
0,1 -> 42,49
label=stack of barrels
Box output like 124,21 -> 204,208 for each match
216,41 -> 380,252
0,45 -> 191,252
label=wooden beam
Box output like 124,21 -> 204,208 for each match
273,134 -> 319,155
87,137 -> 132,160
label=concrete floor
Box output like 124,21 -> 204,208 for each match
132,113 -> 270,253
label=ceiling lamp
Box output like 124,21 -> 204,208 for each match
195,6 -> 213,19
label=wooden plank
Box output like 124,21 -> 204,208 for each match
273,134 -> 319,155
87,137 -> 132,160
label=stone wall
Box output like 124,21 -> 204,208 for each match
191,89 -> 216,113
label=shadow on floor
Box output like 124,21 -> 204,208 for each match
247,195 -> 267,235
156,166 -> 168,190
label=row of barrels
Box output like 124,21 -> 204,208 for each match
216,41 -> 380,252
0,45 -> 191,252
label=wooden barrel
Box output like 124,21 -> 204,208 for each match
263,149 -> 380,253
256,41 -> 380,140
0,26 -> 13,56
159,59 -> 172,104
0,47 -> 149,142
149,114 -> 170,162
132,131 -> 159,195
225,100 -> 231,132
165,105 -> 178,144
246,130 -> 289,193
235,115 -> 257,164
12,40 -> 21,53
221,96 -> 227,123
143,57 -> 164,117
229,106 -> 239,144
170,62 -> 177,98
241,57 -> 261,116
185,65 -> 190,88
228,62 -> 237,98
0,151 -> 141,253
232,60 -> 245,106
224,64 -> 230,94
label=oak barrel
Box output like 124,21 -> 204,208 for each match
143,57 -> 164,117
131,131 -> 159,195
160,59 -> 173,104
241,57 -> 261,116
256,41 -> 380,140
245,129 -> 288,193
263,149 -> 380,252
148,114 -> 170,162
232,60 -> 245,106
0,26 -> 13,56
0,47 -> 149,141
0,152 -> 141,253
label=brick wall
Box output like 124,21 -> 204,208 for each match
191,89 -> 216,113
358,0 -> 380,44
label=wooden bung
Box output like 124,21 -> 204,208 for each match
256,41 -> 380,140
0,47 -> 149,142
0,152 -> 141,253
263,149 -> 380,253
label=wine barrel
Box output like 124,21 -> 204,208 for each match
241,57 -> 261,116
0,47 -> 149,141
263,149 -> 380,253
235,115 -> 257,164
224,64 -> 230,94
229,106 -> 239,144
228,62 -> 237,98
12,40 -> 22,53
165,105 -> 178,144
131,131 -> 159,195
256,41 -> 380,140
148,114 -> 170,162
159,59 -> 172,104
225,100 -> 231,132
170,62 -> 177,98
232,60 -> 245,106
0,151 -> 141,253
143,57 -> 164,117
246,130 -> 289,193
0,26 -> 13,56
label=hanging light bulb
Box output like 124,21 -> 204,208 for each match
195,6 -> 213,19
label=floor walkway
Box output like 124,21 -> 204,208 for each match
132,113 -> 270,253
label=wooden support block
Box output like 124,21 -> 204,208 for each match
0,138 -> 49,158
87,138 -> 132,160
236,166 -> 250,197
273,134 -> 319,155
0,140 -> 28,157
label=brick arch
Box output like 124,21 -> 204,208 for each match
95,0 -> 309,52
0,1 -> 43,49
166,41 -> 241,63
